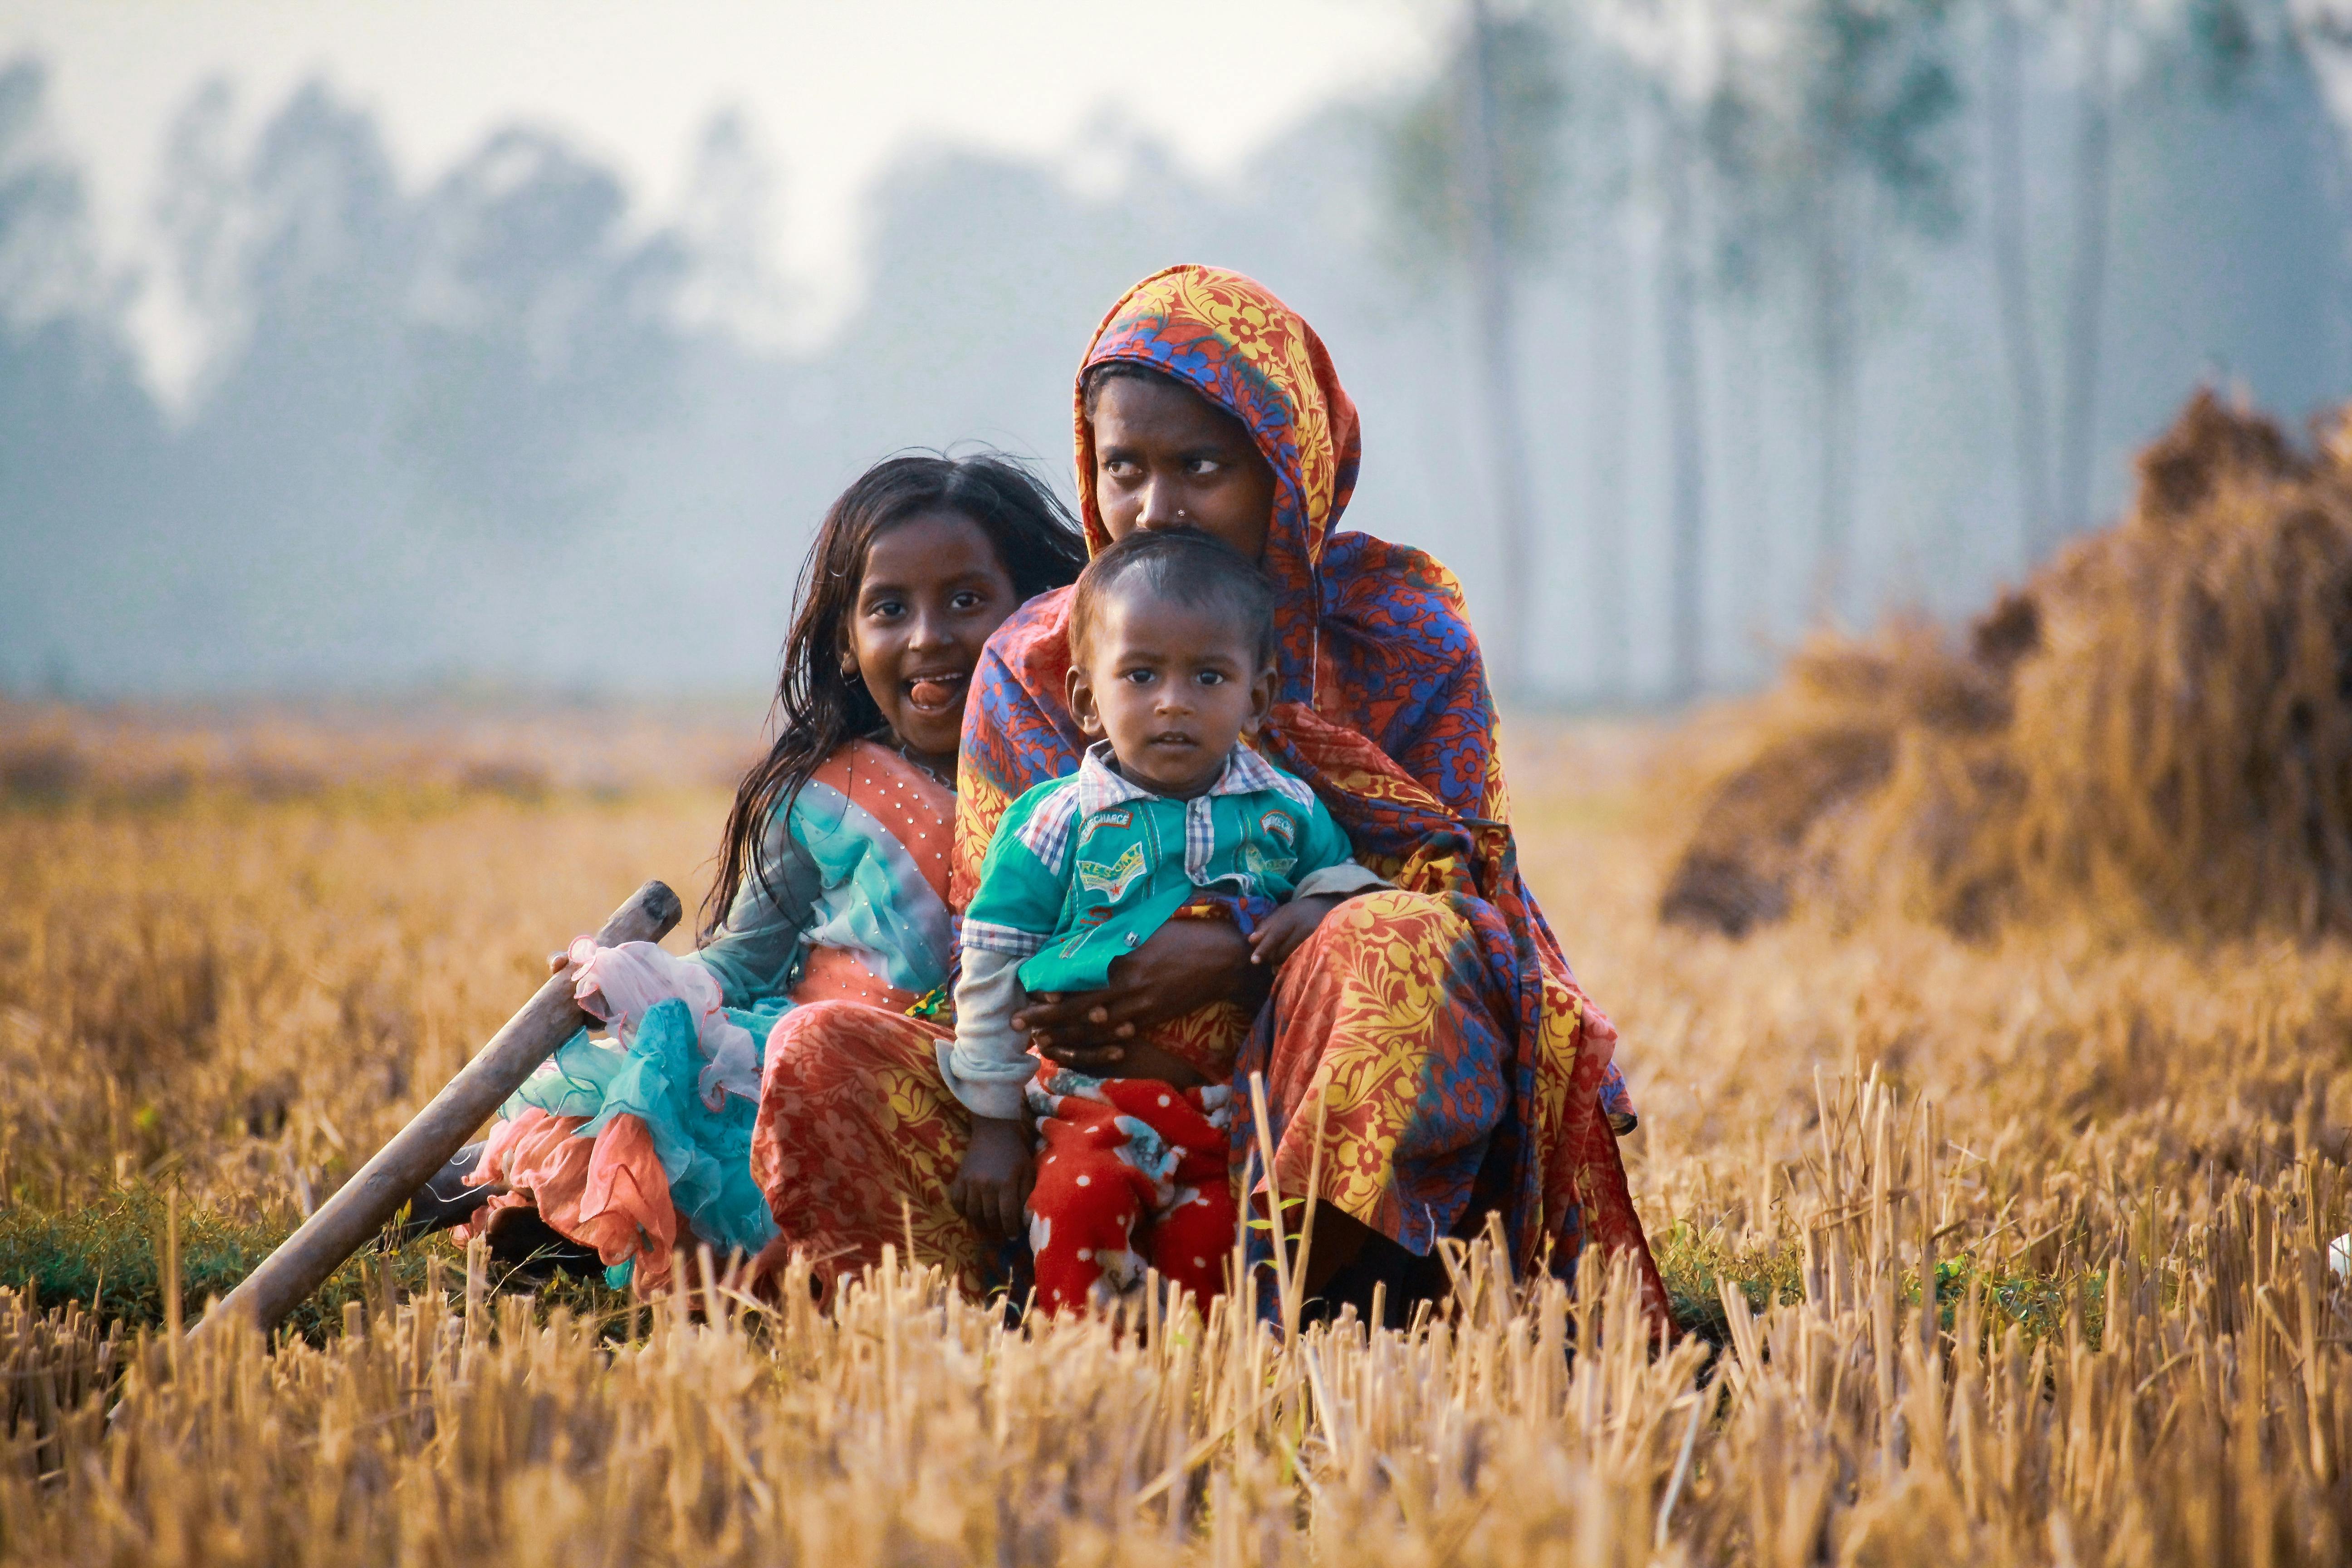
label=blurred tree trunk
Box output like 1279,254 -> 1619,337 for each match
1585,217 -> 1633,704
1704,0 -> 1961,624
1809,178 -> 1856,618
1660,96 -> 1710,699
1987,0 -> 2054,562
1724,302 -> 1771,662
2057,0 -> 2115,538
1463,0 -> 1537,699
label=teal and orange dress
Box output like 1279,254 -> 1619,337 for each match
751,266 -> 1666,1323
463,737 -> 955,1294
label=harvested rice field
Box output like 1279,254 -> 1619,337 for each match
9,395 -> 2352,1568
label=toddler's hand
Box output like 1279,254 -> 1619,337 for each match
1247,894 -> 1348,970
949,1115 -> 1034,1240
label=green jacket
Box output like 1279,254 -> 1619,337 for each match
966,740 -> 1363,991
941,740 -> 1382,1117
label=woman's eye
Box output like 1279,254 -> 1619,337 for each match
1186,457 -> 1220,477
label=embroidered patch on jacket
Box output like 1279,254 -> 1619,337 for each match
1076,841 -> 1148,903
1076,810 -> 1134,861
1259,809 -> 1295,848
1239,843 -> 1296,886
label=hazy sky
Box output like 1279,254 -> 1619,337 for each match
8,0 -> 1431,342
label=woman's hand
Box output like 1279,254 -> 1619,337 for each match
1246,893 -> 1346,970
948,1115 -> 1034,1240
1012,918 -> 1269,1071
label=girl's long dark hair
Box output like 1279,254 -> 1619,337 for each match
701,452 -> 1088,941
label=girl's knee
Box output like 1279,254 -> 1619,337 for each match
764,998 -> 856,1046
765,998 -> 935,1064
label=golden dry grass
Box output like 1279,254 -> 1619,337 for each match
2,702 -> 2350,1563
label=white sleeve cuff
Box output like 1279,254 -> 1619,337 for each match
1293,861 -> 1389,901
942,948 -> 1038,1122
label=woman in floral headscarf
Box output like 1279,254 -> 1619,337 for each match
752,265 -> 1665,1322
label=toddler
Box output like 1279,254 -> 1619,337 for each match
947,527 -> 1384,1312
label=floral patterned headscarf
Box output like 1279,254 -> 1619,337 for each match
1073,265 -> 1359,711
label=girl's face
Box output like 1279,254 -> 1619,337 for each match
846,509 -> 1019,769
1091,375 -> 1276,564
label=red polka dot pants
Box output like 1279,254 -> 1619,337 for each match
1025,1068 -> 1235,1315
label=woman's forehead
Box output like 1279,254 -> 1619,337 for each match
1091,370 -> 1254,446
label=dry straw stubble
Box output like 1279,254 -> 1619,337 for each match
6,581 -> 2352,1558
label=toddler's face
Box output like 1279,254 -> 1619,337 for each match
848,510 -> 1019,769
1068,594 -> 1273,799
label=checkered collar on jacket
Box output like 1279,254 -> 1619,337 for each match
1072,738 -> 1294,816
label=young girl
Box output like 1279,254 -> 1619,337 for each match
409,453 -> 1086,1294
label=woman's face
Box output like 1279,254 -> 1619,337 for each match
1090,374 -> 1277,564
847,509 -> 1019,769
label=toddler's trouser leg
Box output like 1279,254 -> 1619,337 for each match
1027,1116 -> 1155,1313
1082,1080 -> 1237,1309
1147,1175 -> 1236,1307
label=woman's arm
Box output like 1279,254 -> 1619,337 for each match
1011,918 -> 1271,1064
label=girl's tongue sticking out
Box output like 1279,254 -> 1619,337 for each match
906,672 -> 967,713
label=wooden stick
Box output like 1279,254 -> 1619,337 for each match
202,878 -> 682,1337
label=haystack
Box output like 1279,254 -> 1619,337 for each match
1662,389 -> 2352,940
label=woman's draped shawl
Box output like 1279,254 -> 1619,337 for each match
955,265 -> 1661,1296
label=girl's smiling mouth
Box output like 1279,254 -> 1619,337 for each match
904,671 -> 970,713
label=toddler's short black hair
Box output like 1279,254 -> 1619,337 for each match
1069,528 -> 1277,671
